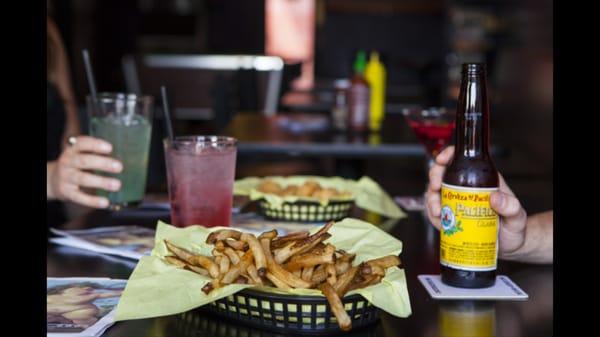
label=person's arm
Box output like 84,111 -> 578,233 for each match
500,210 -> 553,264
47,17 -> 81,148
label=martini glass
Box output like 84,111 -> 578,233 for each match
402,107 -> 456,222
402,107 -> 456,168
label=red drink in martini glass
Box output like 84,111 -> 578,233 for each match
403,107 -> 455,162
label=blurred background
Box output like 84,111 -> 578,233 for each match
48,0 -> 552,215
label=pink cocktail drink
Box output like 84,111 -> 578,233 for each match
407,119 -> 455,157
164,136 -> 237,227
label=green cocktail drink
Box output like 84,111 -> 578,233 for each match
87,93 -> 154,209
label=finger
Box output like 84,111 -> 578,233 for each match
426,191 -> 441,218
66,188 -> 110,209
428,163 -> 446,192
424,191 -> 442,230
67,170 -> 121,192
490,191 -> 527,232
71,136 -> 113,154
490,191 -> 523,218
498,174 -> 516,197
71,154 -> 123,173
435,146 -> 454,165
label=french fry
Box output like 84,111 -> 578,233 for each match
164,240 -> 220,278
185,264 -> 209,276
333,266 -> 359,297
337,252 -> 356,263
191,257 -> 219,278
271,233 -> 310,250
335,261 -> 350,275
164,256 -> 187,268
292,269 -> 302,278
301,266 -> 314,282
347,274 -> 382,293
201,282 -> 214,294
257,179 -> 282,195
360,263 -> 385,277
223,248 -> 241,265
281,185 -> 298,196
206,229 -> 243,244
365,255 -> 401,269
261,238 -> 312,288
274,233 -> 331,264
311,264 -> 328,283
265,272 -> 291,290
319,283 -> 352,331
214,240 -> 226,251
202,278 -> 221,294
234,275 -> 249,284
292,221 -> 334,249
258,229 -> 278,240
297,180 -> 319,196
219,255 -> 230,275
224,239 -> 248,251
247,264 -> 263,285
284,244 -> 335,271
241,233 -> 267,277
222,250 -> 254,284
326,263 -> 337,285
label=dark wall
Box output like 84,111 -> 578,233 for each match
315,8 -> 446,105
206,0 -> 264,54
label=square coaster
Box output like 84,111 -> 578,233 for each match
418,274 -> 528,300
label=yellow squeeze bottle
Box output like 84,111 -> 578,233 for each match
365,51 -> 386,131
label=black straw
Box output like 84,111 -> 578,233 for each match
82,49 -> 98,100
161,85 -> 175,144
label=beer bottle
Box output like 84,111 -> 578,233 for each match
440,63 -> 499,288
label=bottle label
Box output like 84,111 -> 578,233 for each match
440,183 -> 499,271
349,85 -> 369,130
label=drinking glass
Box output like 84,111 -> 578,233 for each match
402,107 -> 455,168
164,136 -> 237,227
87,93 -> 154,210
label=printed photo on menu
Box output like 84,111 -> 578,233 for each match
47,278 -> 126,335
51,226 -> 155,257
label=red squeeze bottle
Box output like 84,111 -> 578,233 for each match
348,51 -> 370,133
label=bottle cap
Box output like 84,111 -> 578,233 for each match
370,51 -> 380,63
353,50 -> 367,74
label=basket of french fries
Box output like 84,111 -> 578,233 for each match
163,222 -> 396,333
114,219 -> 411,333
254,179 -> 355,222
234,176 -> 406,222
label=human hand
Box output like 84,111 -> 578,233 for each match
47,136 -> 122,208
425,146 -> 528,257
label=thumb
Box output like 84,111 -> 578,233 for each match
490,191 -> 527,233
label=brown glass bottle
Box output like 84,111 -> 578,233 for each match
440,63 -> 499,288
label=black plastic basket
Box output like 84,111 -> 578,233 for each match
195,288 -> 379,335
257,199 -> 354,222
